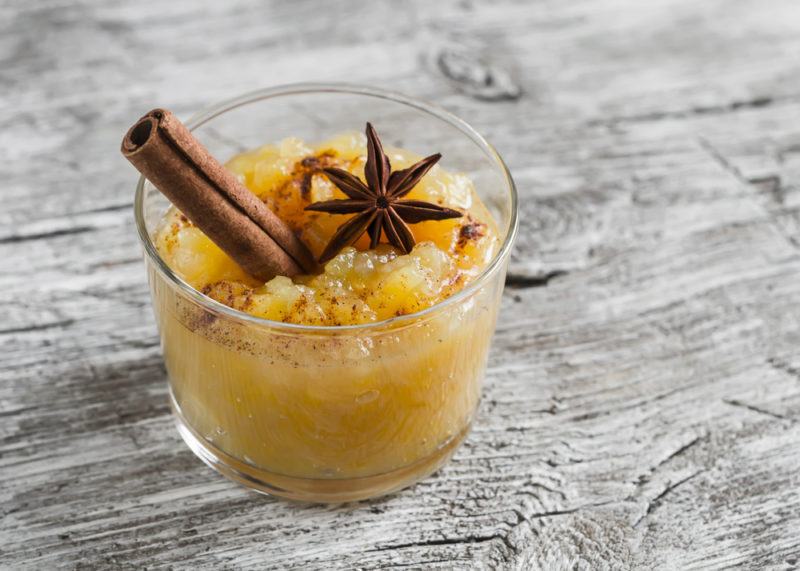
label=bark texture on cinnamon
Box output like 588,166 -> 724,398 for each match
121,108 -> 317,281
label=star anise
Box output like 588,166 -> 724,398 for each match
306,123 -> 462,263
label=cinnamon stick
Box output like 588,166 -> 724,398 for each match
121,108 -> 318,281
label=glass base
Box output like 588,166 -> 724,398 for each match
170,395 -> 471,503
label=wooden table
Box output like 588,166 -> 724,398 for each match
3,0 -> 800,568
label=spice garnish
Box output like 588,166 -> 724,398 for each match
121,108 -> 318,280
306,123 -> 462,263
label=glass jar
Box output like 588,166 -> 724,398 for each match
134,84 -> 518,502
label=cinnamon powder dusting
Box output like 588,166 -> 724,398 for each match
457,218 -> 486,248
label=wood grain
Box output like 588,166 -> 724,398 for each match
2,0 -> 800,568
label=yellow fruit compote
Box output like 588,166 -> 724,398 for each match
150,133 -> 504,501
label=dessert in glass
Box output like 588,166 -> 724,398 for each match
131,85 -> 517,502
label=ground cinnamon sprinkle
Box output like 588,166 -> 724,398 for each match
292,151 -> 339,199
457,218 -> 487,249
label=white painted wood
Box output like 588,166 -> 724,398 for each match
2,0 -> 800,568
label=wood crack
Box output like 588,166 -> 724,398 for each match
748,175 -> 785,204
505,270 -> 567,289
767,357 -> 800,381
367,503 -> 614,560
0,319 -> 76,336
80,202 -> 133,214
592,94 -> 795,126
697,136 -> 748,183
632,434 -> 704,493
368,533 -> 505,553
0,226 -> 96,245
698,138 -> 786,203
0,405 -> 38,418
87,257 -> 143,271
698,136 -> 799,249
653,435 -> 702,470
723,398 -> 788,421
633,470 -> 703,528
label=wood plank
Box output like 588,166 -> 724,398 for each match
2,0 -> 800,568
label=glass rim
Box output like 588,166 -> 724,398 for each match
134,82 -> 519,333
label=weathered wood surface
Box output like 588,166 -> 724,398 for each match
2,0 -> 800,568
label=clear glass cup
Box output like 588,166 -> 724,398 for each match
134,84 -> 518,502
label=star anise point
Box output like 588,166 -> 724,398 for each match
305,124 -> 462,263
